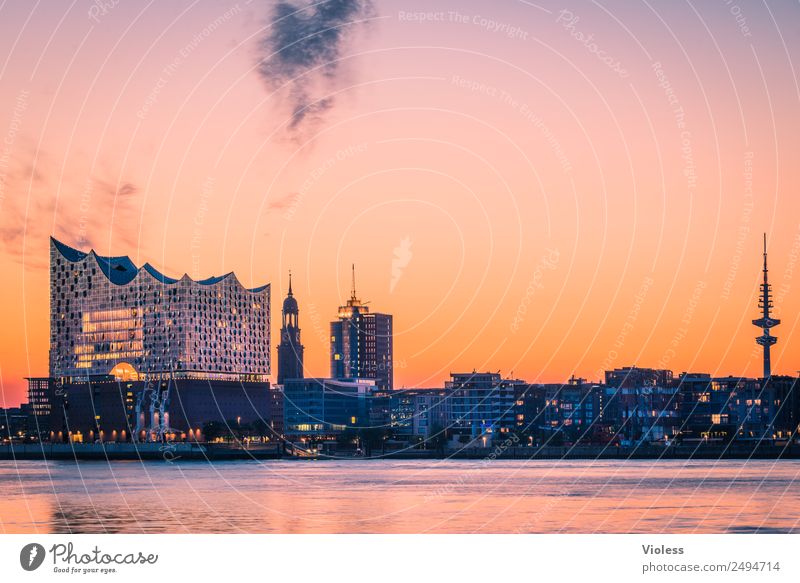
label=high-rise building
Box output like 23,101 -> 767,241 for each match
49,237 -> 270,381
330,265 -> 393,391
277,271 -> 304,384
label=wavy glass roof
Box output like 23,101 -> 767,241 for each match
51,237 -> 269,292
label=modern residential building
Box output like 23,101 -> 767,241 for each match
330,266 -> 393,390
713,376 -> 768,441
412,390 -> 448,441
603,367 -> 679,443
767,375 -> 800,440
676,373 -> 736,441
541,377 -> 603,443
605,367 -> 673,389
445,372 -> 519,444
277,272 -> 304,384
675,374 -> 797,443
512,382 -> 547,442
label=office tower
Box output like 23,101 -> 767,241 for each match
330,265 -> 393,391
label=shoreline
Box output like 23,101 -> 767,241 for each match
2,442 -> 799,461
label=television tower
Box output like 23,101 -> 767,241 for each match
752,233 -> 780,378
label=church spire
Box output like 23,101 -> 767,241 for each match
278,269 -> 303,384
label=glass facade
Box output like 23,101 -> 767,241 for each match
49,237 -> 270,381
283,378 -> 374,436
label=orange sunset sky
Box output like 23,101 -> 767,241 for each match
1,0 -> 799,405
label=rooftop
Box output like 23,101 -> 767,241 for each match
51,237 -> 269,293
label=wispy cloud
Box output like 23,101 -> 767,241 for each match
0,147 -> 143,269
267,191 -> 299,211
256,0 -> 372,134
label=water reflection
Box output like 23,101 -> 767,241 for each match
0,460 -> 798,533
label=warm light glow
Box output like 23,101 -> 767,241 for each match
1,2 -> 799,407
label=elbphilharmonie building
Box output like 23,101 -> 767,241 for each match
49,237 -> 270,381
45,238 -> 279,443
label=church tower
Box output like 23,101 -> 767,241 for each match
277,271 -> 304,384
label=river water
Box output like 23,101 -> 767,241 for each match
1,459 -> 798,533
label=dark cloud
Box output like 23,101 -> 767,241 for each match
116,182 -> 138,197
256,0 -> 372,133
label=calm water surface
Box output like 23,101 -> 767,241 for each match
1,459 -> 798,533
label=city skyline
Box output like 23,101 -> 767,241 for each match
5,230 -> 798,410
2,1 -> 800,406
9,229 -> 794,452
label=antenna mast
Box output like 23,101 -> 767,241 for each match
753,233 -> 780,378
